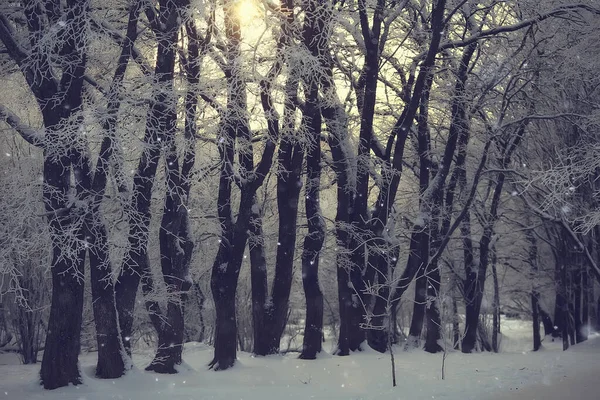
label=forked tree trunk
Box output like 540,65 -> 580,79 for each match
210,0 -> 278,369
114,0 -> 185,355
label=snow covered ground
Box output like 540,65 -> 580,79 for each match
1,319 -> 599,400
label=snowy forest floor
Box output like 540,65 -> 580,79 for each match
1,319 -> 599,400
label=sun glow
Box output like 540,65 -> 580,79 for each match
235,0 -> 260,23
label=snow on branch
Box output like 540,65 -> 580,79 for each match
0,104 -> 44,147
415,4 -> 600,59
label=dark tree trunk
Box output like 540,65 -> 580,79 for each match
146,151 -> 194,373
525,225 -> 541,351
532,292 -> 541,351
557,242 -> 570,350
211,281 -> 239,370
298,113 -> 325,359
299,3 -> 326,359
408,79 -> 434,351
573,259 -> 585,343
194,283 -> 206,342
322,94 -> 360,355
251,139 -> 302,357
407,273 -> 427,349
452,292 -> 460,350
76,2 -> 143,379
553,251 -> 565,338
424,258 -> 443,353
71,144 -> 126,378
40,154 -> 85,389
87,221 -> 126,376
582,257 -> 590,341
340,0 -> 388,355
249,205 -> 269,355
491,247 -> 501,353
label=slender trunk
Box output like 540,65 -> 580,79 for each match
424,258 -> 442,353
408,79 -> 433,350
452,291 -> 460,350
210,0 -> 278,368
524,225 -> 541,351
249,204 -> 269,355
322,99 -> 359,355
573,259 -> 585,343
491,247 -> 500,353
407,272 -> 426,349
557,239 -> 570,350
299,84 -> 325,359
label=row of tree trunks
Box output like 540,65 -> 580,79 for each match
358,0 -> 448,353
550,224 -> 591,350
462,117 -> 524,352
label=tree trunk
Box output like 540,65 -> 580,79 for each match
40,155 -> 85,389
299,50 -> 325,357
574,267 -> 585,343
322,97 -> 360,355
211,276 -> 239,370
424,259 -> 443,353
87,222 -> 126,377
491,247 -> 501,353
452,293 -> 460,350
407,273 -> 427,349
